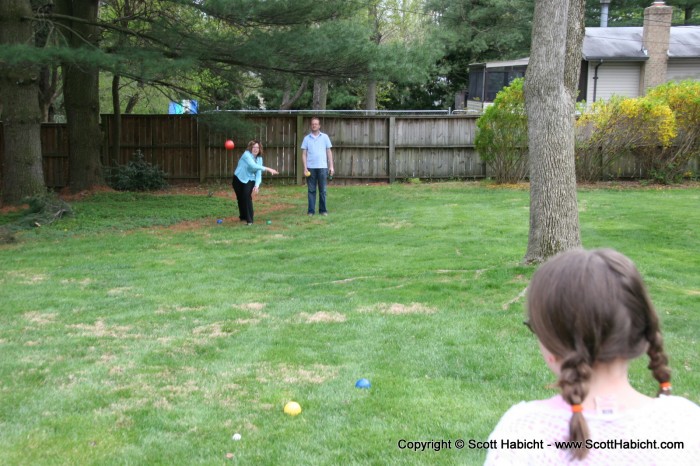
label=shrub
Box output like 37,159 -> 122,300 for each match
576,81 -> 700,184
575,95 -> 676,182
645,80 -> 700,183
475,78 -> 528,184
108,150 -> 168,191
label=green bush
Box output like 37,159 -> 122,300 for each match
475,78 -> 528,184
108,150 -> 168,191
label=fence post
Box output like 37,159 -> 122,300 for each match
388,116 -> 396,183
296,114 -> 304,185
100,117 -> 110,169
198,119 -> 208,183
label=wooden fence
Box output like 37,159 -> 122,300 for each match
0,123 -> 72,188
1,113 -> 697,188
1,114 -> 483,188
102,113 -> 485,186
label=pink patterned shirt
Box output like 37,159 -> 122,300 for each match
485,395 -> 700,465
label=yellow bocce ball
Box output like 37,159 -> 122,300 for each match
284,401 -> 302,416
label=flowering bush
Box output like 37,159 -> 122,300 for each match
576,81 -> 700,183
645,80 -> 700,183
575,95 -> 676,182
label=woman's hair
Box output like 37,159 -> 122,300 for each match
246,140 -> 264,155
526,248 -> 671,460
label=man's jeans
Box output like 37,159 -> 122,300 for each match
307,168 -> 328,214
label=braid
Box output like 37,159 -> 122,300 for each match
610,249 -> 673,397
558,354 -> 592,460
647,328 -> 672,396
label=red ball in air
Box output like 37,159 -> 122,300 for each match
224,140 -> 235,150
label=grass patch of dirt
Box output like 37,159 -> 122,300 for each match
357,302 -> 437,315
297,311 -> 347,323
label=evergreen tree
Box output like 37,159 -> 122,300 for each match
1,0 -> 46,205
424,0 -> 534,106
55,0 -> 104,192
1,0 -> 389,192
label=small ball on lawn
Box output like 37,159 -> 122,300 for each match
284,401 -> 302,416
355,378 -> 371,389
232,433 -> 242,441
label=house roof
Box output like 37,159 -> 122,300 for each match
583,27 -> 647,61
662,26 -> 700,58
469,57 -> 529,70
584,26 -> 700,61
468,26 -> 700,69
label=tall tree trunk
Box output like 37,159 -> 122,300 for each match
38,65 -> 60,123
111,74 -> 122,167
279,77 -> 308,110
564,0 -> 585,102
366,1 -> 381,111
684,7 -> 694,25
312,78 -> 328,110
55,0 -> 104,192
366,80 -> 378,111
124,91 -> 141,114
34,2 -> 60,123
0,0 -> 46,205
524,0 -> 582,264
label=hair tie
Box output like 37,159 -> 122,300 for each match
571,404 -> 583,413
660,382 -> 672,390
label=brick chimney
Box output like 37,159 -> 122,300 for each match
641,1 -> 673,93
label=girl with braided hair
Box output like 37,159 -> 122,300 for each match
485,249 -> 700,464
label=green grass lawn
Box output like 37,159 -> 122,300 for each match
1,182 -> 698,465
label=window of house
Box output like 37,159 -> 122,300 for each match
486,72 -> 507,101
485,69 -> 526,101
468,69 -> 484,101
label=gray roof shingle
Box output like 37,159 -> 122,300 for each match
583,26 -> 700,60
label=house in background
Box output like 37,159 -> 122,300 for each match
463,1 -> 700,112
465,58 -> 528,110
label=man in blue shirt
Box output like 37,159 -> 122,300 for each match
301,117 -> 334,216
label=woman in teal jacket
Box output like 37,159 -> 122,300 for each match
232,140 -> 278,225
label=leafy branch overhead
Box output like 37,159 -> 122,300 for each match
2,1 -> 376,79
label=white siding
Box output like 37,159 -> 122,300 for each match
667,59 -> 700,81
586,62 -> 642,103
